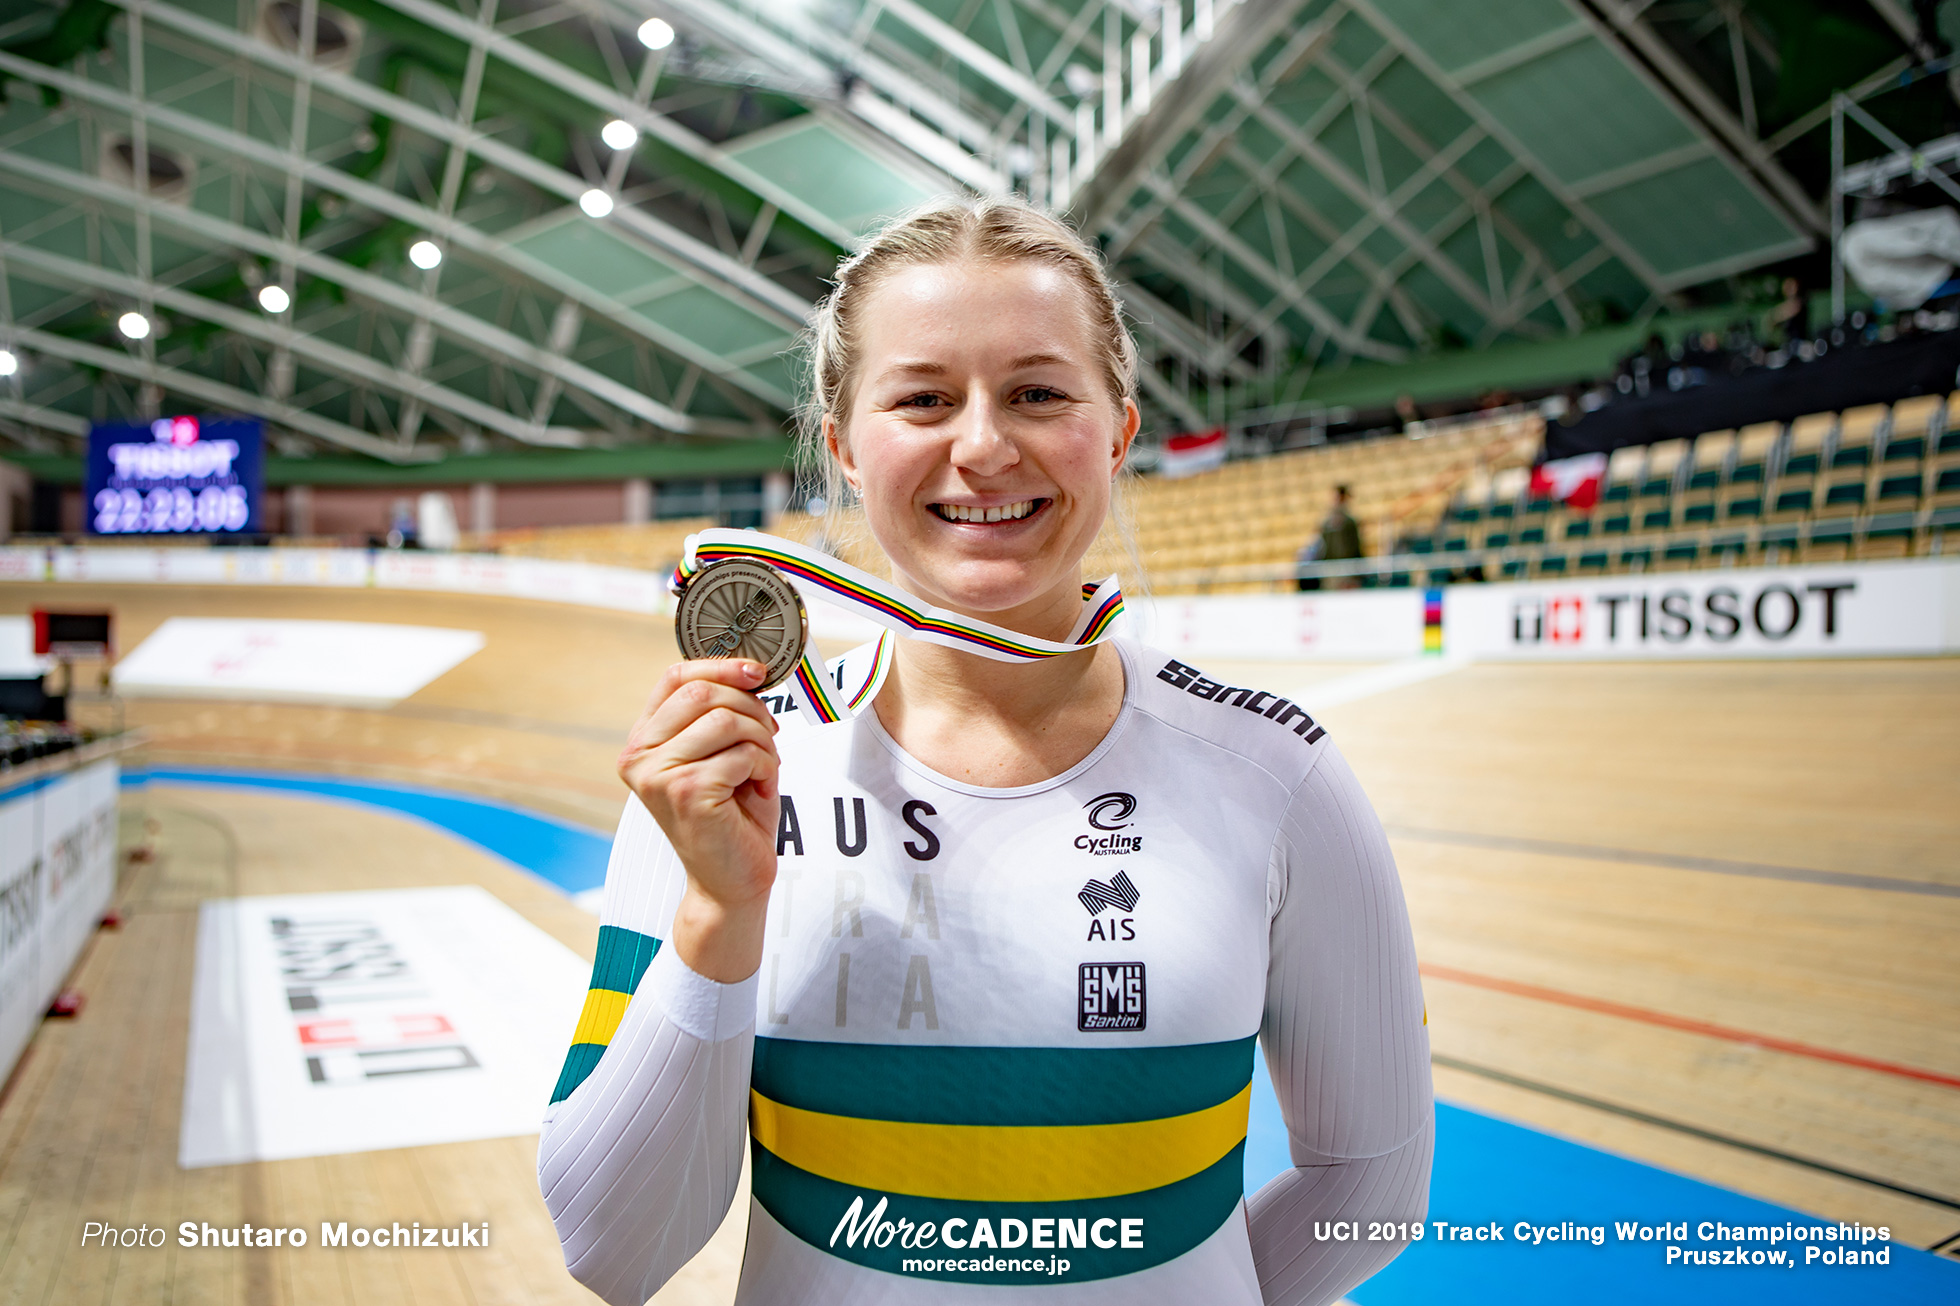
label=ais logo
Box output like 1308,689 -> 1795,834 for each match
1079,870 -> 1139,942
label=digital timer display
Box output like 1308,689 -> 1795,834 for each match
85,415 -> 263,536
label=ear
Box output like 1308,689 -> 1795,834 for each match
1110,398 -> 1140,475
824,413 -> 863,498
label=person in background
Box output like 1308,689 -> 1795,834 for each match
1767,277 -> 1808,347
1317,484 -> 1362,588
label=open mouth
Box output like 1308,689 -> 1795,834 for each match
929,499 -> 1046,524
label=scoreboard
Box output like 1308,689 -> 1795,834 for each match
86,415 -> 264,536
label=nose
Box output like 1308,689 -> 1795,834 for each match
948,394 -> 1019,478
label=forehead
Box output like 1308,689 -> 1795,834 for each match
854,258 -> 1099,373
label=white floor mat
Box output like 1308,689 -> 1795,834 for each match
116,617 -> 483,707
179,886 -> 587,1167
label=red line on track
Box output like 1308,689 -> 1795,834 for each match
1419,962 -> 1960,1091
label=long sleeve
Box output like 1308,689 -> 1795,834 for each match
1247,743 -> 1434,1306
537,798 -> 758,1306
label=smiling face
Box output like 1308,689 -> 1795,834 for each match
826,258 -> 1139,632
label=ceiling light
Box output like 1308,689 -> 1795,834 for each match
579,188 -> 615,217
601,118 -> 638,151
637,17 -> 674,49
408,239 -> 443,270
0,349 -> 16,377
258,284 -> 291,313
117,312 -> 151,340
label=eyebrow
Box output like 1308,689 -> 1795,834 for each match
877,352 -> 1076,378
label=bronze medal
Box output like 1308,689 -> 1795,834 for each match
673,558 -> 807,689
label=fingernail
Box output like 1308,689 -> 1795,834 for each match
745,662 -> 765,680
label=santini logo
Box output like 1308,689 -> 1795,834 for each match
1078,870 -> 1140,916
1078,792 -> 1141,855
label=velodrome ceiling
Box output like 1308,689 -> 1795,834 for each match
0,0 -> 1930,464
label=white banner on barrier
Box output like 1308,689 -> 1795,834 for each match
1134,590 -> 1427,661
1446,559 -> 1957,660
115,617 -> 485,706
0,757 -> 119,1090
180,885 -> 588,1167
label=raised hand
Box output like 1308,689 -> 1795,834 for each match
617,658 -> 781,982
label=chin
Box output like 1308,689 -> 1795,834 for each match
903,556 -> 1063,617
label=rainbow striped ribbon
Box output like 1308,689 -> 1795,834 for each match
673,528 -> 1126,725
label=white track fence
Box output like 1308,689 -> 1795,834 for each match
4,546 -> 1958,662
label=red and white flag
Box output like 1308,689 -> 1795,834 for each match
1159,428 -> 1227,478
1529,452 -> 1607,511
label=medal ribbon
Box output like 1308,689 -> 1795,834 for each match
674,528 -> 1126,724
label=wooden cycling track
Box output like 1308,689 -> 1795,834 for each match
0,579 -> 1954,1305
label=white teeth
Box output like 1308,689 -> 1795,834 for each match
936,500 -> 1036,523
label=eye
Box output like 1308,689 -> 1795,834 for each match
896,392 -> 948,409
1017,386 -> 1068,405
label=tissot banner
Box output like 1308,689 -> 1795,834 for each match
1444,559 -> 1957,660
85,415 -> 263,536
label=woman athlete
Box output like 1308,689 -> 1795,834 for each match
538,199 -> 1432,1305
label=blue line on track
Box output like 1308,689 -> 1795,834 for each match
125,766 -> 612,895
1244,1056 -> 1959,1304
129,765 -> 1960,1302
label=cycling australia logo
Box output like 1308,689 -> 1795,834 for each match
1076,792 -> 1141,856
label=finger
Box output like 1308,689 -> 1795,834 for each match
639,705 -> 780,769
635,677 -> 779,750
642,657 -> 772,716
640,740 -> 779,817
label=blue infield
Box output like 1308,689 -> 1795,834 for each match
134,765 -> 1959,1303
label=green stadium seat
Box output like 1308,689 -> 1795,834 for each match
1602,513 -> 1632,535
1641,506 -> 1674,532
1537,554 -> 1568,576
1577,550 -> 1609,573
1518,525 -> 1546,546
1821,480 -> 1867,510
1772,486 -> 1813,515
1709,534 -> 1748,562
1883,435 -> 1925,464
1563,516 -> 1593,540
1618,545 -> 1653,569
1875,474 -> 1921,505
1687,431 -> 1733,489
1484,530 -> 1512,548
1501,559 -> 1529,579
1723,495 -> 1762,522
1681,500 -> 1716,525
1663,540 -> 1700,566
1730,423 -> 1780,485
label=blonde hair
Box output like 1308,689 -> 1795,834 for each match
798,197 -> 1138,504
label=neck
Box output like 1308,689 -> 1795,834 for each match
870,579 -> 1127,787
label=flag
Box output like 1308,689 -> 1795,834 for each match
1529,452 -> 1607,511
1159,428 -> 1227,478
